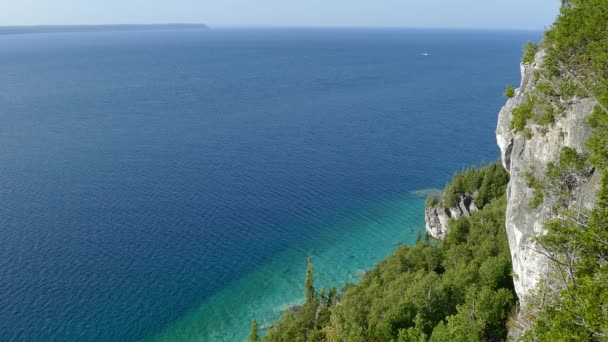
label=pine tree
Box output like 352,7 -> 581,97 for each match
328,286 -> 337,306
249,319 -> 259,342
320,287 -> 327,306
305,256 -> 315,303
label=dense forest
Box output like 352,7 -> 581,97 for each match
251,0 -> 608,340
251,164 -> 513,341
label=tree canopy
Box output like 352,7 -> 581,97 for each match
259,164 -> 514,341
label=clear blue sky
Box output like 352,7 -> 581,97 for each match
2,0 -> 560,30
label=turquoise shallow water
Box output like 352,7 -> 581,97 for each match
154,194 -> 425,341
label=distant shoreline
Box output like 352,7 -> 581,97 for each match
0,24 -> 209,35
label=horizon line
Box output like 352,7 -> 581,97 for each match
0,23 -> 546,32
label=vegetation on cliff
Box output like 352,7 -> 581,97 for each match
509,0 -> 608,139
518,146 -> 600,341
438,162 -> 509,209
510,0 -> 608,340
521,42 -> 540,65
505,84 -> 516,98
255,165 -> 514,341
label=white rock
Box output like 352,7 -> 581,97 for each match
495,50 -> 600,302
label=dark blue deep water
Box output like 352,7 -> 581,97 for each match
0,28 -> 537,341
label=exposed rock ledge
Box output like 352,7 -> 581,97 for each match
425,195 -> 478,240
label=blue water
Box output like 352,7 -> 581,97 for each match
0,28 -> 537,341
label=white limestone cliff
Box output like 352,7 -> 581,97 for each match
495,51 -> 600,302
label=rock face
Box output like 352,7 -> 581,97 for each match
495,51 -> 600,302
425,195 -> 478,240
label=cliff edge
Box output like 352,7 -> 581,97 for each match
496,51 -> 600,302
425,163 -> 508,240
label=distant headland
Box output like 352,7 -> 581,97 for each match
0,24 -> 209,35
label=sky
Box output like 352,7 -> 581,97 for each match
1,0 -> 560,30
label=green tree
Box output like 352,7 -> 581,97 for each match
522,41 -> 539,64
305,256 -> 315,303
249,319 -> 259,342
319,287 -> 327,305
504,84 -> 515,98
328,286 -> 337,306
263,165 -> 514,341
510,95 -> 534,132
426,195 -> 439,207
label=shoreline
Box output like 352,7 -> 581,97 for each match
152,195 -> 425,341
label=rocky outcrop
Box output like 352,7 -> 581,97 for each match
496,51 -> 600,302
425,195 -> 479,240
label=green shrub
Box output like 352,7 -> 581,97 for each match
522,41 -> 539,64
504,84 -> 515,98
525,171 -> 544,208
535,82 -> 554,97
511,96 -> 535,132
559,79 -> 587,98
538,111 -> 554,126
426,195 -> 440,207
543,147 -> 592,211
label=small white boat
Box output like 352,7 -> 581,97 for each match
420,52 -> 430,56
